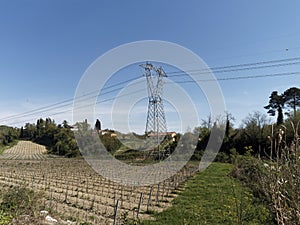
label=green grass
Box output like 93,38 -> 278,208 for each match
142,163 -> 274,225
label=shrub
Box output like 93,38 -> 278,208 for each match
231,155 -> 267,198
0,210 -> 12,225
232,147 -> 300,224
0,186 -> 43,223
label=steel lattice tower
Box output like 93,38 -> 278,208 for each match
141,63 -> 167,158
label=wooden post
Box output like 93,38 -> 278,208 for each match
137,192 -> 143,218
174,175 -> 178,189
113,199 -> 119,225
82,195 -> 85,210
65,181 -> 69,202
90,193 -> 95,210
162,180 -> 166,200
147,186 -> 153,211
86,178 -> 88,193
155,184 -> 160,204
167,178 -> 171,196
49,188 -> 53,211
31,170 -> 36,189
114,190 -> 116,206
120,188 -> 123,209
172,175 -> 176,189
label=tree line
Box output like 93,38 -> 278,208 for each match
194,86 -> 300,161
20,118 -> 80,157
0,86 -> 299,159
20,118 -> 121,158
0,125 -> 19,150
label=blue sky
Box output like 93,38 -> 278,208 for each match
1,1 -> 300,132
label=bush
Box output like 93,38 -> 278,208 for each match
100,134 -> 122,154
0,210 -> 12,225
214,152 -> 231,163
231,156 -> 267,198
0,186 -> 43,223
232,150 -> 300,224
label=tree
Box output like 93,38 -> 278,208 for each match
100,133 -> 121,153
283,87 -> 300,118
36,118 -> 44,138
225,112 -> 235,138
20,118 -> 80,157
20,126 -> 24,139
75,120 -> 90,132
95,119 -> 101,131
24,123 -> 36,139
221,113 -> 237,154
194,126 -> 210,152
264,91 -> 285,125
53,126 -> 79,157
62,120 -> 69,129
242,111 -> 270,155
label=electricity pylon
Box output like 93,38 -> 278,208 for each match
140,62 -> 167,159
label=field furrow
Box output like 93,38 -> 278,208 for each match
0,141 -> 198,224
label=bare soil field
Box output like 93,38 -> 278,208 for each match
0,141 -> 197,224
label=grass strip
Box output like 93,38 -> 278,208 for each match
142,162 -> 274,225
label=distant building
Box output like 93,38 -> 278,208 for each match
98,129 -> 116,137
147,131 -> 176,137
70,125 -> 78,131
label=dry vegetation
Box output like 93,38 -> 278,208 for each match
232,121 -> 300,225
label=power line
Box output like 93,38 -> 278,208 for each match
167,60 -> 300,78
0,76 -> 141,122
2,69 -> 300,124
167,56 -> 300,75
4,70 -> 300,126
171,71 -> 300,83
207,45 -> 300,64
2,56 -> 300,125
7,88 -> 147,126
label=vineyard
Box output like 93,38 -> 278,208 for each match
0,141 -> 198,224
0,141 -> 47,160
